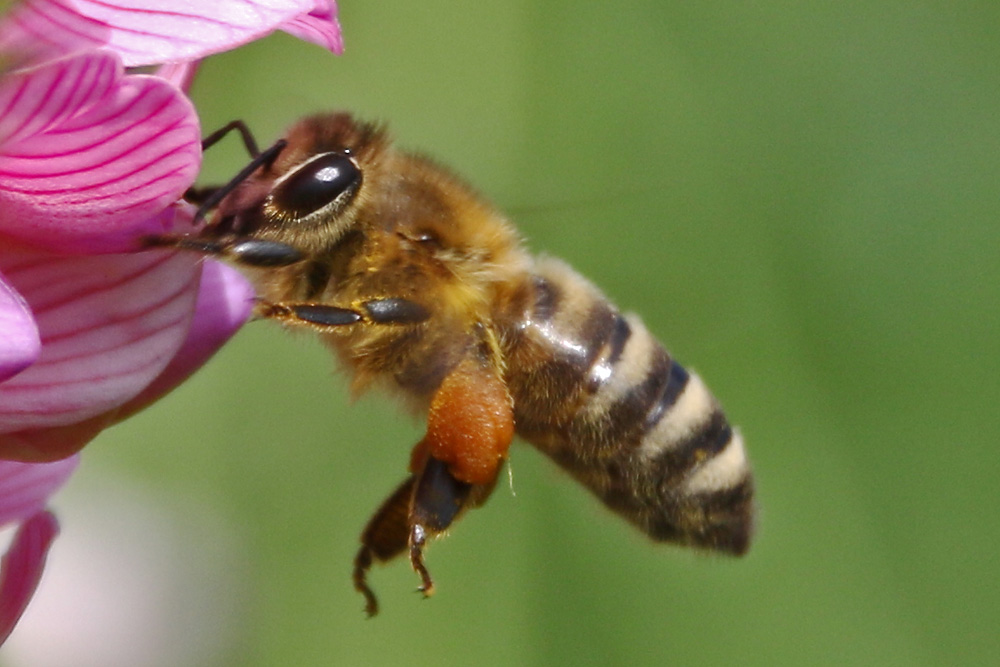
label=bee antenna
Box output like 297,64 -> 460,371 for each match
200,120 -> 261,156
193,139 -> 288,224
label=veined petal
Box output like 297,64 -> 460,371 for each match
0,0 -> 110,66
1,0 -> 342,67
0,511 -> 59,645
0,51 -> 120,147
0,51 -> 201,253
0,458 -> 78,526
0,245 -> 201,434
279,1 -> 344,54
0,260 -> 253,461
84,0 -> 345,65
0,280 -> 40,383
115,259 -> 254,422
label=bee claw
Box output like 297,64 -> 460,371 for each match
409,524 -> 436,598
353,546 -> 380,618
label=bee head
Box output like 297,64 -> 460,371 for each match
211,113 -> 387,253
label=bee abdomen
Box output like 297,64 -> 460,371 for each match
504,258 -> 754,555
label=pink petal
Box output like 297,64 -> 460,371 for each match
0,51 -> 119,146
0,51 -> 201,253
0,458 -> 78,526
0,511 -> 59,645
0,0 -> 110,66
1,0 -> 342,67
0,280 -> 41,383
0,414 -> 113,463
0,244 -> 201,434
114,259 -> 254,422
279,1 -> 344,54
154,61 -> 200,93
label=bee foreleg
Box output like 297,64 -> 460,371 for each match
143,235 -> 306,267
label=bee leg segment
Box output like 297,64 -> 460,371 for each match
351,454 -> 487,616
419,357 -> 515,491
219,239 -> 306,266
143,235 -> 306,267
260,303 -> 364,327
352,358 -> 513,615
407,457 -> 474,598
403,357 -> 514,594
256,298 -> 431,330
353,477 -> 416,617
362,298 -> 431,325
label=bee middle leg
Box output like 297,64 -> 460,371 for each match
352,357 -> 514,616
257,298 -> 431,329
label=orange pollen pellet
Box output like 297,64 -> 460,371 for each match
424,363 -> 514,486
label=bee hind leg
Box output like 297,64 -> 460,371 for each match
352,476 -> 416,617
407,457 -> 476,596
353,356 -> 514,616
352,458 -> 474,617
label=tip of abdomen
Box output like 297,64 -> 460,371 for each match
644,426 -> 756,556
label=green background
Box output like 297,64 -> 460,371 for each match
51,1 -> 1000,665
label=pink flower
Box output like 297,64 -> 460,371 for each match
0,457 -> 77,644
0,0 -> 342,643
0,0 -> 343,66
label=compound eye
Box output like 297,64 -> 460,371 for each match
271,153 -> 361,218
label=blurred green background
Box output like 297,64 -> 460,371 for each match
20,1 -> 1000,665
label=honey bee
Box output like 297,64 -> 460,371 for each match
147,112 -> 755,616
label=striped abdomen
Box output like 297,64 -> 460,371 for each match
500,258 -> 754,554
